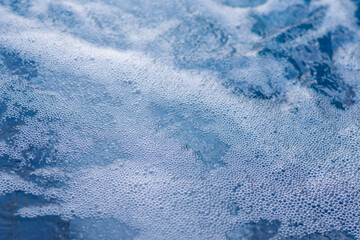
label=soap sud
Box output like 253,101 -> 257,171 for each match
0,0 -> 360,239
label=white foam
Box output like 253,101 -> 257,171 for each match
1,0 -> 360,239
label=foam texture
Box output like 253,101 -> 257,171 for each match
1,0 -> 360,239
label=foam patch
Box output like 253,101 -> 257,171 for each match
1,0 -> 360,239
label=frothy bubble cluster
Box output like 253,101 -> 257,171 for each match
1,0 -> 360,239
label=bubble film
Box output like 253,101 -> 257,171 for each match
1,0 -> 360,239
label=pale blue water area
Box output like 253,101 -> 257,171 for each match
1,0 -> 360,239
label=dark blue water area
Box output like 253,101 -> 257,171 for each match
226,219 -> 356,240
0,192 -> 70,240
0,50 -> 67,239
169,0 -> 358,110
249,5 -> 355,109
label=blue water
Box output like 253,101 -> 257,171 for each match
1,0 -> 360,239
